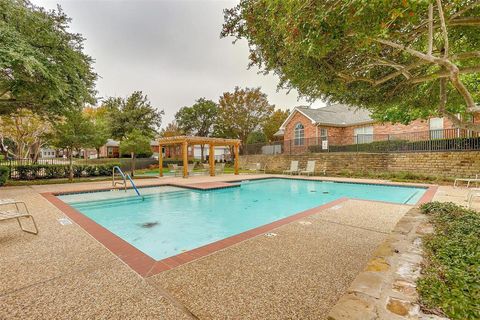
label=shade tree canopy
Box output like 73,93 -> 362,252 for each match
215,87 -> 274,147
263,109 -> 289,142
0,0 -> 97,116
103,91 -> 164,140
222,0 -> 480,130
0,108 -> 52,160
175,98 -> 218,160
52,110 -> 95,180
119,129 -> 152,176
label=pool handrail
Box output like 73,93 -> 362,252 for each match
112,166 -> 143,199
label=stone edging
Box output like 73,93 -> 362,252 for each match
327,207 -> 449,320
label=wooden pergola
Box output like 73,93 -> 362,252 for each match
158,136 -> 241,178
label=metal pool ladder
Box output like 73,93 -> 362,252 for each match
112,166 -> 143,199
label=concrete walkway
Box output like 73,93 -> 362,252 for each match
0,174 -> 467,319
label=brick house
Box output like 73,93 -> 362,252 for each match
275,104 -> 477,153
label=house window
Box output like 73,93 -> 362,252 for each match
429,117 -> 444,139
294,123 -> 305,146
320,128 -> 328,141
320,128 -> 328,149
354,126 -> 374,144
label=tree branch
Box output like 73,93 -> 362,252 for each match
428,3 -> 433,55
448,17 -> 480,26
439,77 -> 447,114
409,66 -> 480,84
449,0 -> 480,20
436,0 -> 449,57
444,112 -> 480,131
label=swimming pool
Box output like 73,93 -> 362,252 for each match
58,178 -> 426,261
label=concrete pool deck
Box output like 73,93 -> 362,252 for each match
0,174 -> 472,319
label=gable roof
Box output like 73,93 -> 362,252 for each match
279,104 -> 374,130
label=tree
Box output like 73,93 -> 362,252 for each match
119,129 -> 152,176
0,109 -> 52,160
263,109 -> 289,142
222,0 -> 480,130
160,121 -> 183,137
175,98 -> 218,161
52,111 -> 94,181
215,87 -> 274,150
104,91 -> 163,139
0,0 -> 97,116
83,107 -> 109,157
246,131 -> 267,144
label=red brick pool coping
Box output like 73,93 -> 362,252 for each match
40,180 -> 438,278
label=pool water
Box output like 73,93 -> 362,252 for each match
58,178 -> 425,260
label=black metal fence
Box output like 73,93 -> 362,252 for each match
243,128 -> 480,155
0,157 -> 158,180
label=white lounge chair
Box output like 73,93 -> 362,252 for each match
245,163 -> 264,173
454,174 -> 480,188
299,160 -> 316,176
0,199 -> 38,234
283,161 -> 299,175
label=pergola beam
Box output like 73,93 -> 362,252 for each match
157,136 -> 241,178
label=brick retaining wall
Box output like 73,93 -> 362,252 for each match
240,151 -> 480,178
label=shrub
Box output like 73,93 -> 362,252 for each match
44,165 -> 66,179
9,163 -> 120,180
418,202 -> 480,320
84,165 -> 98,177
0,166 -> 9,186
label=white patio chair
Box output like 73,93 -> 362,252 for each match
283,161 -> 299,175
215,163 -> 225,175
454,174 -> 480,188
299,160 -> 316,176
187,163 -> 195,176
168,164 -> 181,177
0,199 -> 38,234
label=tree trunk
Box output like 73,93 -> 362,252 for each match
69,150 -> 74,182
131,152 -> 136,177
200,144 -> 205,162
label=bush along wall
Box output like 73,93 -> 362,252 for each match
418,202 -> 479,320
9,163 -> 120,180
0,166 -> 9,186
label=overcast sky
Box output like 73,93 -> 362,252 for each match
32,0 -> 325,127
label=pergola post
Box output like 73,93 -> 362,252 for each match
234,143 -> 239,175
182,141 -> 188,178
209,144 -> 215,176
159,144 -> 163,177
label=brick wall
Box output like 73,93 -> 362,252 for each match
388,151 -> 480,178
240,151 -> 480,178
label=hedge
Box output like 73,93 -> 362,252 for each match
0,166 -> 9,186
10,163 -> 120,180
418,202 -> 480,320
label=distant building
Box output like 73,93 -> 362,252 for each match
39,148 -> 57,158
98,139 -> 120,158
